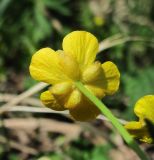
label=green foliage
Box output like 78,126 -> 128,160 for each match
0,0 -> 71,73
65,144 -> 112,160
36,143 -> 112,160
122,67 -> 154,120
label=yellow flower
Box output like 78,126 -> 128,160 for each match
125,95 -> 154,143
29,31 -> 120,121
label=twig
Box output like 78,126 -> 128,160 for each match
0,118 -> 81,139
99,34 -> 154,52
128,14 -> 154,32
4,106 -> 69,115
0,93 -> 42,107
0,105 -> 127,125
0,82 -> 48,114
98,115 -> 127,125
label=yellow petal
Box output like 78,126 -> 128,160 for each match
125,95 -> 154,143
134,95 -> 154,122
140,137 -> 153,143
40,90 -> 65,111
69,96 -> 100,121
51,82 -> 82,109
101,61 -> 120,95
82,62 -> 102,83
51,82 -> 73,95
62,31 -> 99,69
29,48 -> 70,84
85,85 -> 105,99
82,61 -> 120,98
58,52 -> 80,80
81,62 -> 105,98
124,121 -> 153,143
65,89 -> 82,109
125,121 -> 143,130
50,82 -> 73,107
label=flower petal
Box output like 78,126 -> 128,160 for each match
125,121 -> 153,143
58,51 -> 81,80
85,85 -> 105,99
125,95 -> 154,143
134,95 -> 154,122
62,31 -> 99,69
82,61 -> 120,98
40,90 -> 65,111
69,96 -> 100,121
82,62 -> 102,83
65,89 -> 82,109
51,82 -> 82,109
125,121 -> 143,130
50,82 -> 73,107
29,48 -> 70,84
101,61 -> 120,95
82,62 -> 105,98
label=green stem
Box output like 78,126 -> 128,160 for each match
75,81 -> 149,160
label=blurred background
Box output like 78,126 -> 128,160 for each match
0,0 -> 154,159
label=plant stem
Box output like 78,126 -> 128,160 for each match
75,81 -> 149,160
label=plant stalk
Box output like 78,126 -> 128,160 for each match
75,81 -> 149,160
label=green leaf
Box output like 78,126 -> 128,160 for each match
122,66 -> 154,119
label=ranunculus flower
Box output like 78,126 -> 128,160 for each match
125,95 -> 154,143
29,31 -> 120,121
